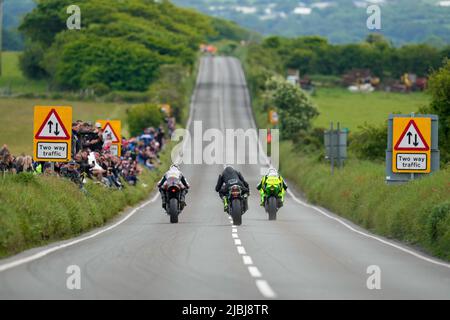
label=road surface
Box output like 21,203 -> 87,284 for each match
0,57 -> 449,299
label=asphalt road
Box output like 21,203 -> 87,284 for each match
0,57 -> 449,299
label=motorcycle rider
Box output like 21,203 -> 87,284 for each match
215,165 -> 249,212
256,167 -> 288,207
158,164 -> 190,210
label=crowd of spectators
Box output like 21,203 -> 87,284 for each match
0,117 -> 176,190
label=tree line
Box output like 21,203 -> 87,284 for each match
17,0 -> 249,92
261,34 -> 450,79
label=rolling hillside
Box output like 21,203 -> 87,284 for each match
173,0 -> 450,45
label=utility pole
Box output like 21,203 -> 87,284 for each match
0,0 -> 3,77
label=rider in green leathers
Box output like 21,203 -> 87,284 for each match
256,167 -> 288,207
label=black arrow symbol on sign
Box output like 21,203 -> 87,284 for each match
413,134 -> 419,147
407,132 -> 412,145
54,123 -> 60,136
47,121 -> 53,133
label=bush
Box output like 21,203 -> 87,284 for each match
427,202 -> 450,243
292,127 -> 325,154
265,77 -> 319,140
427,58 -> 450,165
127,104 -> 164,137
148,64 -> 190,122
89,83 -> 110,97
349,122 -> 387,161
19,43 -> 48,80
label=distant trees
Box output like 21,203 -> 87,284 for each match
261,34 -> 450,79
148,64 -> 190,122
18,0 -> 214,91
44,33 -> 166,91
208,18 -> 256,42
427,59 -> 450,164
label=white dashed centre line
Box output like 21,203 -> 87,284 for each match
228,209 -> 277,298
237,246 -> 246,255
242,256 -> 253,265
256,280 -> 277,299
248,266 -> 262,278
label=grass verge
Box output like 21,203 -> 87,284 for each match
235,45 -> 450,261
0,144 -> 172,258
280,141 -> 450,261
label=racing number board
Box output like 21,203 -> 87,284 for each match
392,117 -> 431,173
33,106 -> 72,162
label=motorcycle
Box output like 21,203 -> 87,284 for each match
163,177 -> 185,224
262,178 -> 283,221
227,184 -> 248,226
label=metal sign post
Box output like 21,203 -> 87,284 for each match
324,122 -> 348,174
330,122 -> 334,175
337,122 -> 342,169
0,0 -> 3,77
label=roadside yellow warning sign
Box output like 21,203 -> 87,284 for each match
160,104 -> 172,117
392,117 -> 431,173
269,110 -> 279,125
33,106 -> 72,162
96,120 -> 122,157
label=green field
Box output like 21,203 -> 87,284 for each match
0,98 -> 132,155
0,52 -> 47,94
311,88 -> 430,131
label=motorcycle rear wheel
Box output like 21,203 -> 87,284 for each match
169,198 -> 179,224
267,196 -> 278,221
231,199 -> 242,226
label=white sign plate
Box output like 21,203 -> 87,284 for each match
396,153 -> 427,171
36,142 -> 69,160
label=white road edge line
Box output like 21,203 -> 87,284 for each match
238,47 -> 450,271
287,189 -> 450,270
0,52 -> 205,274
0,193 -> 159,273
248,266 -> 262,278
255,280 -> 277,299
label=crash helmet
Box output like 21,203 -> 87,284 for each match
223,163 -> 234,170
267,167 -> 278,177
